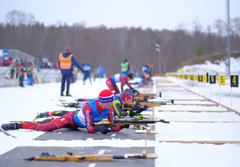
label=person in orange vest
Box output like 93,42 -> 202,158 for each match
58,46 -> 84,96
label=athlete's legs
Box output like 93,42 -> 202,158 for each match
61,74 -> 67,94
66,73 -> 72,95
106,78 -> 120,94
22,111 -> 78,131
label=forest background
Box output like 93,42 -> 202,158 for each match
0,10 -> 240,75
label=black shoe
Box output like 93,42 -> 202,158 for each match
1,123 -> 22,131
66,94 -> 72,97
61,93 -> 64,96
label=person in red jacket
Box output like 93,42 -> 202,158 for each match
1,89 -> 122,134
106,73 -> 134,95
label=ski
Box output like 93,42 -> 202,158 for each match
0,126 -> 17,138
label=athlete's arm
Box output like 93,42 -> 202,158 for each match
83,103 -> 95,133
107,107 -> 121,132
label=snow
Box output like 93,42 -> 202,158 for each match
182,57 -> 240,73
0,58 -> 240,167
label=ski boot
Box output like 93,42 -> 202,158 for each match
1,123 -> 22,131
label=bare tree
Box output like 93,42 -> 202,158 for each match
5,10 -> 36,26
231,18 -> 240,52
1,11 -> 240,75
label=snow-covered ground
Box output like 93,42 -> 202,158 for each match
0,57 -> 240,167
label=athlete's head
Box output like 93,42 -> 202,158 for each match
127,73 -> 134,80
120,92 -> 133,104
65,45 -> 71,52
98,89 -> 115,108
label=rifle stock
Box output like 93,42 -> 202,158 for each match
24,152 -> 147,162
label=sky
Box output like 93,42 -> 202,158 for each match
0,0 -> 240,31
0,58 -> 240,166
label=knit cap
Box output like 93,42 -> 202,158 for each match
65,45 -> 71,52
98,89 -> 114,103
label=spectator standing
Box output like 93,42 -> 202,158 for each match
42,56 -> 49,68
82,60 -> 92,85
26,61 -> 34,85
0,57 -> 3,66
17,63 -> 26,87
128,65 -> 135,75
98,65 -> 105,78
58,45 -> 84,96
9,63 -> 16,79
8,57 -> 13,66
32,64 -> 39,84
121,59 -> 130,75
92,67 -> 98,81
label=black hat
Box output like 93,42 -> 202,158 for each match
127,73 -> 134,79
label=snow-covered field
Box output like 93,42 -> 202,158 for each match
0,57 -> 240,167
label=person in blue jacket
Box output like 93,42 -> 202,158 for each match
58,45 -> 84,96
82,60 -> 92,85
1,89 -> 123,134
106,73 -> 134,95
98,65 -> 105,78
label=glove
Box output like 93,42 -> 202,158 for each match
131,89 -> 139,96
95,125 -> 111,134
143,96 -> 148,101
142,105 -> 148,111
138,106 -> 147,113
129,110 -> 138,117
120,125 -> 130,130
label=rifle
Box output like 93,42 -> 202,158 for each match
94,119 -> 170,127
122,100 -> 174,109
24,152 -> 150,162
132,92 -> 161,98
58,100 -> 85,108
133,95 -> 154,101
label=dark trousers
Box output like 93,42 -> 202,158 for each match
19,76 -> 24,87
83,72 -> 92,84
106,78 -> 120,95
61,73 -> 72,94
